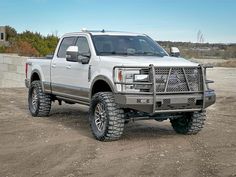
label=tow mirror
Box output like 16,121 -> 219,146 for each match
66,46 -> 79,62
170,47 -> 180,57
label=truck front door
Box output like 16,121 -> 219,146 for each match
51,35 -> 90,103
63,36 -> 91,103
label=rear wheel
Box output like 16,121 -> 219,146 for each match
89,92 -> 125,141
28,80 -> 51,117
170,112 -> 206,135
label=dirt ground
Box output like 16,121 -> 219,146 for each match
191,58 -> 236,68
0,67 -> 236,177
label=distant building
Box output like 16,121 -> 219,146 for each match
0,26 -> 7,46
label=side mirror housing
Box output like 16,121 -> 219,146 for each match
66,46 -> 79,62
170,47 -> 180,57
66,46 -> 90,64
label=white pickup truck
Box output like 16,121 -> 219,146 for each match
25,30 -> 216,141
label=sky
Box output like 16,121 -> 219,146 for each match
0,0 -> 236,43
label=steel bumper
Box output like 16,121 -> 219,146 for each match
115,91 -> 216,114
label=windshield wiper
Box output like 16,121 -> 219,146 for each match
135,51 -> 163,57
98,51 -> 128,56
98,51 -> 163,57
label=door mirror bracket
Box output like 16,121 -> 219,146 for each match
78,54 -> 90,64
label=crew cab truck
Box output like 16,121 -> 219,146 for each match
25,30 -> 216,141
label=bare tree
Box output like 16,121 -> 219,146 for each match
197,30 -> 205,43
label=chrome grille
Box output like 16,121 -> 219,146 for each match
154,67 -> 203,93
185,68 -> 202,91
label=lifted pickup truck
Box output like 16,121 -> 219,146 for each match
25,30 -> 216,141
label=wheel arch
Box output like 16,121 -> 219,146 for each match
90,75 -> 116,99
30,69 -> 45,91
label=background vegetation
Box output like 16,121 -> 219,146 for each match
0,26 -> 236,59
0,26 -> 59,57
159,41 -> 236,59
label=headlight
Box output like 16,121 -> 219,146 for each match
114,68 -> 150,92
114,68 -> 140,83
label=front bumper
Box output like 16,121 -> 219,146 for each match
115,91 -> 216,114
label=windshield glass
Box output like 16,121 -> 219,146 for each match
92,35 -> 168,57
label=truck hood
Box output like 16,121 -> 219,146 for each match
99,56 -> 199,67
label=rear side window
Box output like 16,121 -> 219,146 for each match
57,37 -> 76,58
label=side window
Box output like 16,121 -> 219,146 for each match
75,37 -> 90,54
57,37 -> 76,58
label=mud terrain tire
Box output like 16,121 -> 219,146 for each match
28,80 -> 51,117
89,92 -> 125,141
170,112 -> 206,135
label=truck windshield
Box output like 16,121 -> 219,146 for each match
92,35 -> 168,57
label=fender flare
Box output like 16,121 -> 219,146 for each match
30,69 -> 45,91
89,75 -> 116,99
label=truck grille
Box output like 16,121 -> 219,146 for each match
154,67 -> 203,93
139,67 -> 203,93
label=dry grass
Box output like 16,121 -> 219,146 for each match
217,60 -> 236,67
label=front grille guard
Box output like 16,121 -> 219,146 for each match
113,65 -> 214,113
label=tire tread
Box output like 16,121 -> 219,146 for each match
29,81 -> 51,117
89,92 -> 125,141
171,112 -> 206,135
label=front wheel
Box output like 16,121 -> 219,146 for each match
89,92 -> 125,141
28,80 -> 51,117
170,112 -> 206,135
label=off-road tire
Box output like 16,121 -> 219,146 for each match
28,80 -> 51,117
170,112 -> 206,135
89,92 -> 125,141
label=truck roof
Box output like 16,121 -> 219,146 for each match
63,30 -> 146,37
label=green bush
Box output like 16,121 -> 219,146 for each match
1,26 -> 59,57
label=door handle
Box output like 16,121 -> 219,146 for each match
66,65 -> 72,69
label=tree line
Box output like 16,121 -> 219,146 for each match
158,41 -> 236,59
0,26 -> 59,57
0,26 -> 235,59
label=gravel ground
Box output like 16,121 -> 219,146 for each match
0,67 -> 236,177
